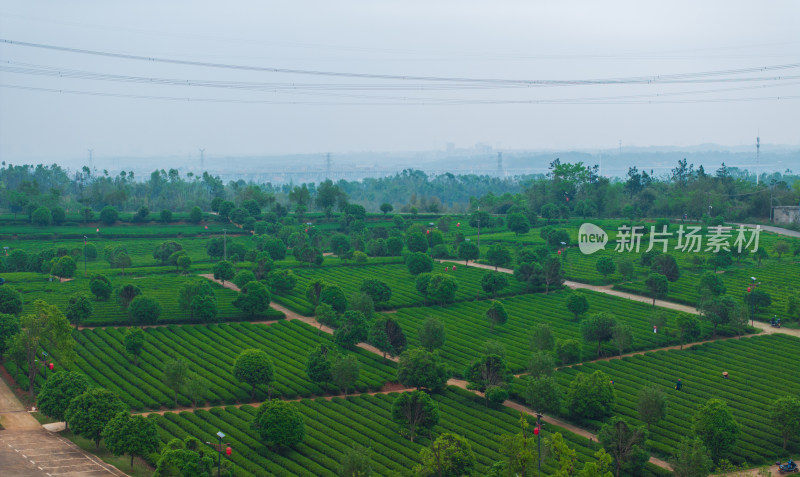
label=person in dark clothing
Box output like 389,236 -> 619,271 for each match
675,379 -> 682,390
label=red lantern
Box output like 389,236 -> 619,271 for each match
48,363 -> 54,371
533,427 -> 540,435
747,287 -> 752,293
426,230 -> 430,234
226,446 -> 232,456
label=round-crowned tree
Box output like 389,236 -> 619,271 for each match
233,349 -> 274,400
252,400 -> 305,448
128,296 -> 162,325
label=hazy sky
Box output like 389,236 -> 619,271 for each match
1,1 -> 799,162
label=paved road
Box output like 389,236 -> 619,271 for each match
1,377 -> 125,476
734,223 -> 800,239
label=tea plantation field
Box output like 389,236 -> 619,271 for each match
390,289 -> 707,375
4,273 -> 283,326
272,261 -> 530,315
149,386 -> 669,477
540,334 -> 800,465
4,320 -> 395,410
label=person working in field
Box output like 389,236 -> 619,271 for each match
675,379 -> 682,390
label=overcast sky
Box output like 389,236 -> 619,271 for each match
1,0 -> 799,162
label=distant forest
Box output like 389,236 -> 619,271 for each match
0,159 -> 797,222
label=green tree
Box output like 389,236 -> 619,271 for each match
233,349 -> 274,400
676,314 -> 701,349
380,202 -> 394,216
65,388 -> 127,449
692,398 -> 740,461
10,300 -> 76,394
320,283 -> 347,313
580,312 -> 617,357
99,206 -> 119,225
407,252 -> 434,276
644,273 -> 669,306
567,370 -> 615,420
392,390 -> 440,442
65,293 -> 93,328
234,281 -> 271,317
543,256 -> 564,294
338,444 -> 373,477
212,260 -> 235,285
419,317 -> 446,352
753,246 -> 768,266
176,254 -> 191,274
368,316 -> 407,360
306,279 -> 326,308
31,206 -> 52,226
84,243 -> 98,261
480,272 -> 509,298
406,231 -> 429,254
51,206 -> 66,225
50,256 -> 76,280
177,279 -> 215,320
360,279 -> 392,305
496,414 -> 540,477
595,256 -> 616,282
699,295 -> 738,335
252,400 -> 305,448
527,351 -> 556,378
637,385 -> 667,431
153,241 -> 183,264
414,432 -> 476,477
464,354 -> 512,406
530,323 -> 555,351
427,274 -> 458,306
163,358 -> 189,407
769,395 -> 800,449
744,288 -> 772,318
113,252 -> 132,275
189,206 -> 203,223
0,286 -> 24,315
397,347 -> 450,392
457,241 -> 480,265
651,254 -> 680,282
116,284 -> 142,309
268,269 -> 298,295
184,373 -> 205,408
103,412 -> 160,469
0,314 -> 20,356
486,244 -> 512,271
153,437 -> 214,476
332,354 -> 360,395
89,274 -> 112,301
232,270 -> 256,289
555,338 -> 581,365
37,371 -> 91,425
334,311 -> 370,348
506,213 -> 531,235
598,417 -> 649,477
524,375 -> 562,414
697,271 -> 726,302
669,437 -> 714,477
485,301 -> 508,332
612,322 -> 633,355
124,328 -> 145,365
128,295 -> 162,325
617,258 -> 634,281
566,293 -> 589,321
305,345 -> 335,390
774,240 -> 790,259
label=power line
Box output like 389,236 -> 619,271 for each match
3,38 -> 800,87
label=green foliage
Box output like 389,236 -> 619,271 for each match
486,244 -> 512,271
645,273 -> 669,306
397,347 -> 450,392
268,269 -> 297,295
676,314 -> 701,348
331,353 -> 361,395
419,317 -> 446,352
305,344 -> 335,388
37,371 -> 91,422
177,278 -> 216,321
595,256 -> 616,282
769,395 -> 800,449
524,375 -> 562,414
368,316 -> 407,359
116,283 -> 142,309
163,358 -> 190,407
457,241 -> 480,264
99,206 -> 119,225
65,387 -> 127,449
233,349 -> 275,400
406,231 -> 429,253
252,400 -> 306,448
555,338 -> 581,365
360,279 -> 392,304
697,271 -> 726,300
128,295 -> 162,325
334,311 -> 370,348
153,241 -> 183,264
212,260 -> 235,284
598,417 -> 649,477
692,398 -> 740,461
31,206 -> 52,226
233,281 -> 271,317
0,286 -> 23,314
406,251 -> 434,276
637,385 -> 667,431
89,274 -> 112,301
530,322 -> 555,351
567,370 -> 615,420
464,354 -> 512,402
669,437 -> 714,477
506,213 -> 530,235
50,255 -> 76,279
392,390 -> 440,442
0,313 -> 20,355
480,272 -> 509,298
580,312 -> 617,357
415,432 -> 476,477
65,293 -> 93,327
527,351 -> 556,378
566,292 -> 589,321
427,274 -> 458,306
485,300 -> 508,332
652,254 -> 680,282
124,327 -> 145,365
102,412 -> 160,469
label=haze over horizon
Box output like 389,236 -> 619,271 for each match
1,1 -> 799,163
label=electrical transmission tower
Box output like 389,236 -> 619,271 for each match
199,148 -> 205,172
755,136 -> 760,185
497,152 -> 503,178
325,153 -> 331,180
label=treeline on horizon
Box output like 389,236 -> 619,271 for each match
0,159 -> 797,223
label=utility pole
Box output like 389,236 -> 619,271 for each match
536,413 -> 543,477
756,136 -> 760,185
199,148 -> 205,172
